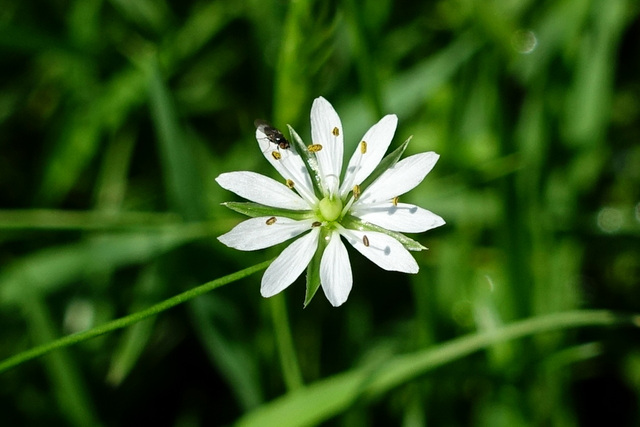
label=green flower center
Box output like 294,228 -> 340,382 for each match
317,196 -> 343,222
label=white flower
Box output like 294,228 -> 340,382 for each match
216,97 -> 444,307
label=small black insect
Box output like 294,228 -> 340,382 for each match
254,119 -> 290,149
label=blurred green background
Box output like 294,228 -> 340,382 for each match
1,0 -> 640,425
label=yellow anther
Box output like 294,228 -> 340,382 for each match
352,184 -> 361,200
392,196 -> 399,206
360,141 -> 367,154
286,179 -> 295,188
307,144 -> 323,152
266,216 -> 277,225
362,235 -> 370,247
272,151 -> 282,160
332,127 -> 340,136
311,221 -> 322,227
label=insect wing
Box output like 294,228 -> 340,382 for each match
254,119 -> 271,135
254,119 -> 290,149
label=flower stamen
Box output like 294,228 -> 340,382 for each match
340,194 -> 356,218
266,216 -> 277,225
332,127 -> 340,136
362,235 -> 370,247
307,144 -> 323,152
352,184 -> 361,200
269,147 -> 318,204
340,140 -> 368,199
392,196 -> 399,206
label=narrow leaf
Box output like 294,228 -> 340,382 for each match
359,136 -> 412,192
304,228 -> 328,307
342,215 -> 427,251
147,57 -> 206,221
222,202 -> 313,221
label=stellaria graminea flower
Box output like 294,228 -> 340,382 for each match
216,97 -> 444,307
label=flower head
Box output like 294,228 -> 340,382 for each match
217,97 -> 444,307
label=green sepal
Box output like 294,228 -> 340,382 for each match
303,227 -> 329,307
287,125 -> 324,197
222,202 -> 313,221
341,214 -> 427,251
358,136 -> 412,191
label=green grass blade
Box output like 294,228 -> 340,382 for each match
0,224 -> 212,306
23,296 -> 102,427
105,263 -> 162,386
190,295 -> 264,410
235,310 -> 638,427
147,57 -> 207,220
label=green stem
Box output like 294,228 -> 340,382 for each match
270,293 -> 304,390
0,259 -> 273,374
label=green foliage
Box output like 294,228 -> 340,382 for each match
1,0 -> 639,425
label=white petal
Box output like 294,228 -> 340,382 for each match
351,202 -> 445,233
218,217 -> 314,251
359,152 -> 439,204
339,115 -> 397,197
216,171 -> 310,210
261,228 -> 320,298
340,228 -> 419,274
256,128 -> 318,205
320,231 -> 352,307
310,97 -> 343,196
